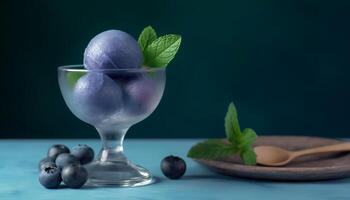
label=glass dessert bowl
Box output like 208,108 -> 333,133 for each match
58,65 -> 165,187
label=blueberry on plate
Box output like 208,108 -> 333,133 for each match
47,144 -> 70,160
61,164 -> 88,188
71,144 -> 95,165
38,157 -> 55,171
55,153 -> 80,170
161,155 -> 186,179
39,164 -> 62,189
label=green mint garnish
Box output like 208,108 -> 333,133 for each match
66,71 -> 86,87
138,26 -> 182,68
187,139 -> 238,159
225,102 -> 241,145
143,34 -> 181,68
138,26 -> 157,51
187,102 -> 258,165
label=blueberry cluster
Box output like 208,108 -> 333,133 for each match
38,144 -> 94,189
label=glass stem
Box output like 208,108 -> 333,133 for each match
96,126 -> 129,162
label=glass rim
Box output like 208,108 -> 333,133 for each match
58,64 -> 165,73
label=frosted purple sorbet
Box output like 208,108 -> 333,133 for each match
124,75 -> 158,114
84,30 -> 142,70
73,73 -> 123,123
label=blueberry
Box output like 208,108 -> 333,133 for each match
61,164 -> 88,188
47,144 -> 70,160
124,75 -> 158,114
71,144 -> 94,165
84,30 -> 142,70
161,155 -> 186,179
39,164 -> 62,189
38,157 -> 55,171
55,153 -> 80,170
73,73 -> 123,124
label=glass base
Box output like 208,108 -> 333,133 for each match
85,160 -> 154,187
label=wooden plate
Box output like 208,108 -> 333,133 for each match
195,136 -> 350,181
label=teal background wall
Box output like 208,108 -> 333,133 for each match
1,0 -> 350,138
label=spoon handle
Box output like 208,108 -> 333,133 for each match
293,142 -> 350,157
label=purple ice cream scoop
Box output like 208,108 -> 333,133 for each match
73,72 -> 123,124
124,75 -> 159,115
84,30 -> 142,70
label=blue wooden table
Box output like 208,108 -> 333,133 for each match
1,139 -> 350,200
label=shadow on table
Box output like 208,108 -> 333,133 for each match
181,173 -> 350,185
76,177 -> 163,190
60,174 -> 350,190
208,174 -> 350,185
181,174 -> 233,181
55,185 -> 102,190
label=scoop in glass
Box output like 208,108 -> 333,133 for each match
58,65 -> 165,187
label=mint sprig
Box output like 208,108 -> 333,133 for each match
187,139 -> 238,159
225,102 -> 241,145
138,26 -> 157,51
66,71 -> 86,87
138,26 -> 182,68
187,102 -> 258,165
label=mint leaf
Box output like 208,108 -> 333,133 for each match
240,128 -> 257,147
143,34 -> 181,68
187,101 -> 258,166
239,128 -> 257,165
241,148 -> 256,165
187,139 -> 238,159
66,71 -> 86,87
225,102 -> 241,144
224,103 -> 257,165
138,26 -> 157,51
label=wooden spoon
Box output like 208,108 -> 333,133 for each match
254,142 -> 350,167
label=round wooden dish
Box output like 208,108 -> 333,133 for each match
194,136 -> 350,181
